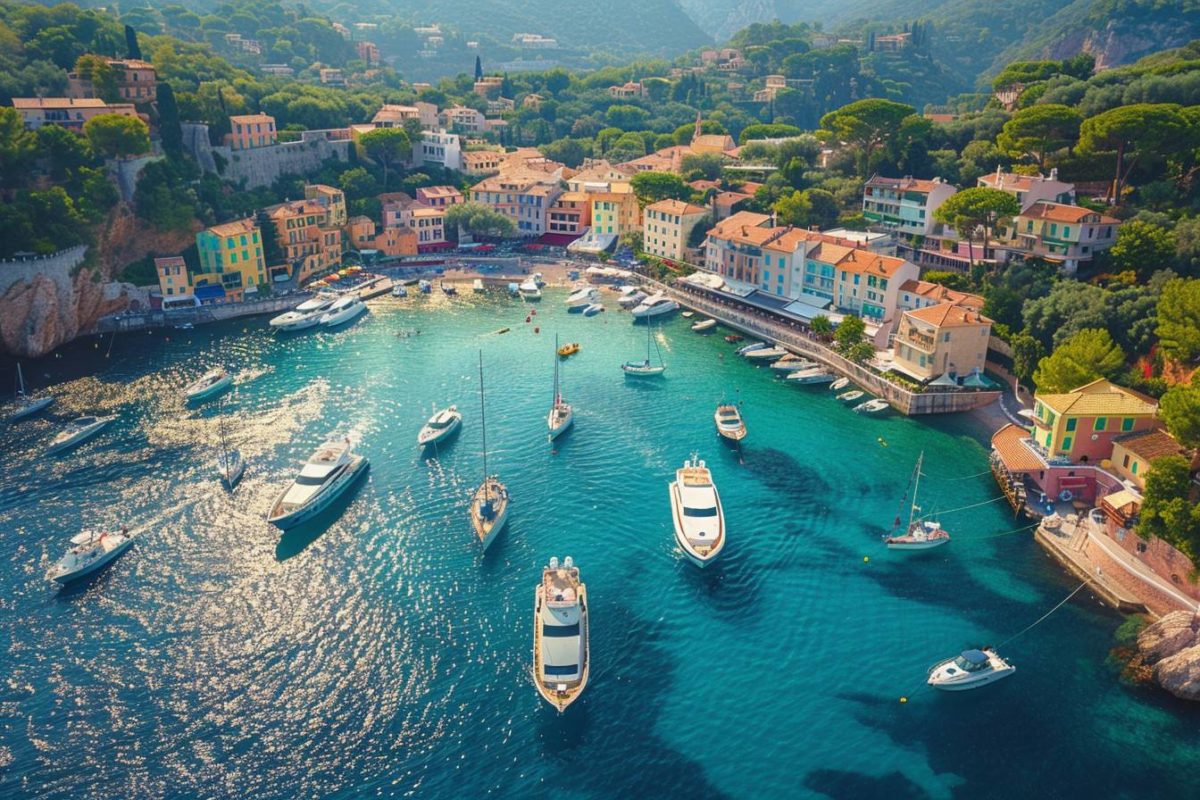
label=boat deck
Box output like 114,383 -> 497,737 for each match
543,567 -> 581,604
679,466 -> 712,487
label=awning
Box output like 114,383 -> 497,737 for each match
535,233 -> 581,246
962,371 -> 996,389
1101,489 -> 1139,510
929,372 -> 960,388
194,284 -> 226,301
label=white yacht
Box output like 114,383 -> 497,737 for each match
771,356 -> 815,372
565,286 -> 600,312
735,341 -> 767,355
669,455 -> 726,567
417,405 -> 463,448
927,648 -> 1015,691
471,352 -> 509,551
48,528 -> 135,583
267,438 -> 368,529
617,289 -> 647,308
182,368 -> 233,402
47,415 -> 115,454
6,363 -> 54,422
786,368 -> 835,384
884,453 -> 951,551
744,346 -> 788,362
631,292 -> 679,319
533,556 -> 590,712
319,295 -> 367,326
296,295 -> 336,313
829,377 -> 850,391
854,398 -> 890,414
582,303 -> 605,317
548,338 -> 573,441
269,308 -> 324,331
518,280 -> 542,301
838,390 -> 865,403
622,320 -> 666,377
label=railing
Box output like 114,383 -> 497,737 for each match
638,277 -> 1000,416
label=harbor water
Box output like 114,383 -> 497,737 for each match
1,289 -> 1197,799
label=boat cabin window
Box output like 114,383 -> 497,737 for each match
295,473 -> 331,486
544,664 -> 578,676
683,506 -> 718,517
542,622 -> 580,637
954,655 -> 985,671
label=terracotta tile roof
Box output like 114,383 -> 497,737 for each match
991,423 -> 1044,472
898,279 -> 984,310
905,302 -> 993,328
864,175 -> 945,194
1019,201 -> 1114,224
269,200 -> 327,218
230,113 -> 275,125
1037,379 -> 1157,417
1112,428 -> 1185,462
978,171 -> 1067,192
13,97 -> 110,109
689,180 -> 721,191
814,246 -> 910,279
410,206 -> 444,217
417,185 -> 461,198
647,199 -> 707,216
206,218 -> 258,237
707,211 -> 772,240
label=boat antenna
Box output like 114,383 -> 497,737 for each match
479,349 -> 489,502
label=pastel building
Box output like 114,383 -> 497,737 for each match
890,302 -> 993,382
1001,201 -> 1120,275
862,175 -> 956,236
67,57 -> 157,102
228,114 -> 277,150
461,150 -> 505,176
442,106 -> 486,135
547,192 -> 592,236
345,216 -> 418,258
468,173 -> 563,236
589,191 -> 641,239
414,130 -> 463,171
11,97 -> 137,131
977,168 -> 1075,206
304,184 -> 347,227
643,199 -> 709,262
267,200 -> 343,282
379,193 -> 448,247
193,219 -> 268,302
415,186 -> 464,208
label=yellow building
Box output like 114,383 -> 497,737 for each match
890,302 -> 992,382
191,219 -> 267,302
304,184 -> 347,227
589,190 -> 641,238
1029,379 -> 1159,464
643,199 -> 708,262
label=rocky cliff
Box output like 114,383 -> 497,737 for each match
0,206 -> 194,358
1136,611 -> 1200,702
1042,18 -> 1198,70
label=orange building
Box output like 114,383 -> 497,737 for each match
267,199 -> 343,282
228,114 -> 277,150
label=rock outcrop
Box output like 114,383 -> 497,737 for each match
1136,611 -> 1200,701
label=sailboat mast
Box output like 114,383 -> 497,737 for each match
478,350 -> 488,496
908,451 -> 924,527
553,334 -> 560,404
16,362 -> 25,399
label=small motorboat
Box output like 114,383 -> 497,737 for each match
418,405 -> 463,448
691,318 -> 717,333
713,404 -> 746,442
736,341 -> 766,355
519,280 -> 542,301
854,399 -> 890,414
391,285 -> 408,298
829,377 -> 850,391
786,368 -> 834,384
927,648 -> 1015,691
507,282 -> 521,296
770,356 -> 814,373
617,290 -> 647,309
473,279 -> 485,293
557,342 -> 580,358
744,347 -> 789,362
681,311 -> 695,318
724,335 -> 744,344
566,286 -> 600,312
182,368 -> 233,402
441,282 -> 457,295
582,303 -> 605,317
532,272 -> 546,288
418,280 -> 433,294
174,322 -> 194,330
320,296 -> 367,327
838,390 -> 865,403
48,528 -> 135,583
47,414 -> 116,454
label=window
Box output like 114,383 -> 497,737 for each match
1062,436 -> 1072,451
1132,461 -> 1139,475
683,506 -> 718,518
1094,417 -> 1106,431
1122,454 -> 1130,468
1066,418 -> 1076,432
544,664 -> 578,676
1122,418 -> 1135,431
543,623 -> 580,637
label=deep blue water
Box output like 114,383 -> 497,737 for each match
1,289 -> 1197,800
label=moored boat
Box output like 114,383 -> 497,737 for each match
829,377 -> 850,391
565,286 -> 600,311
630,292 -> 679,319
854,398 -> 890,414
417,405 -> 463,448
295,295 -> 336,313
519,280 -> 542,301
470,352 -> 509,551
533,556 -> 589,711
770,356 -> 815,372
319,295 -> 367,327
713,403 -> 746,442
47,414 -> 116,454
927,648 -> 1014,691
883,452 -> 951,551
6,363 -> 54,422
681,311 -> 695,318
786,368 -> 834,384
418,279 -> 432,294
441,282 -> 457,295
735,341 -> 766,355
47,528 -> 135,583
691,318 -> 717,332
724,334 -> 744,343
557,342 -> 580,358
269,308 -> 324,331
582,303 -> 605,317
744,346 -> 788,362
267,438 -> 368,529
182,368 -> 233,402
472,279 -> 485,293
837,390 -> 865,403
617,290 -> 647,308
548,336 -> 574,441
622,319 -> 665,377
392,285 -> 408,298
669,454 -> 725,567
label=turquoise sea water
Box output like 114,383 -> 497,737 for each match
1,289 -> 1198,799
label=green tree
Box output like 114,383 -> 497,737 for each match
1156,277 -> 1200,363
1138,454 -> 1200,560
1108,220 -> 1176,280
811,315 -> 832,338
445,201 -> 515,239
157,81 -> 183,159
773,190 -> 811,227
679,153 -> 724,181
629,171 -> 690,206
73,54 -> 120,104
124,24 -> 142,60
1010,333 -> 1045,384
996,104 -> 1082,168
739,123 -> 803,144
1078,103 -> 1190,202
819,99 -> 915,177
834,314 -> 866,355
358,127 -> 410,190
35,125 -> 92,181
933,187 -> 1020,267
1031,328 -> 1126,392
1159,374 -> 1200,449
83,114 -> 150,158
605,104 -> 649,130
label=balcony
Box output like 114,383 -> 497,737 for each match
896,331 -> 935,353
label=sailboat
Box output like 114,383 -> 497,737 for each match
470,351 -> 509,551
6,362 -> 54,422
216,398 -> 246,490
548,335 -> 574,440
883,451 -> 950,550
621,318 -> 665,377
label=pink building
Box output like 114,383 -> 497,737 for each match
228,114 -> 277,150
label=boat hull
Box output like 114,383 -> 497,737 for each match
7,396 -> 54,422
50,537 -> 134,583
622,363 -> 665,377
47,418 -> 113,454
418,416 -> 462,448
274,314 -> 322,331
533,584 -> 590,712
885,536 -> 950,550
268,455 -> 368,529
669,480 -> 725,567
320,303 -> 366,327
927,663 -> 1015,691
184,374 -> 233,402
221,454 -> 247,489
631,303 -> 678,319
548,408 -> 574,440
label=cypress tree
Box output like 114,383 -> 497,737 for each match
124,25 -> 142,60
158,82 -> 183,158
474,55 -> 483,81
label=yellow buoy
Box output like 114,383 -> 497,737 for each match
900,697 -> 908,704
863,556 -> 870,563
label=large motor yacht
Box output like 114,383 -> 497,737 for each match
668,454 -> 726,567
927,648 -> 1015,691
48,528 -> 135,583
267,438 -> 368,529
533,556 -> 590,712
565,286 -> 600,312
630,292 -> 680,319
320,295 -> 367,327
